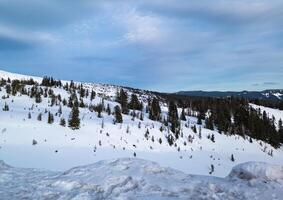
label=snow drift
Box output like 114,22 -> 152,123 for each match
229,161 -> 283,181
1,158 -> 283,200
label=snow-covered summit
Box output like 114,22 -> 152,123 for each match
1,158 -> 283,200
0,69 -> 42,82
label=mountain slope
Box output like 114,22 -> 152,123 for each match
0,70 -> 282,178
177,90 -> 283,101
1,158 -> 283,200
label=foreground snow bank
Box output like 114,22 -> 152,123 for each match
0,158 -> 283,200
229,161 -> 283,181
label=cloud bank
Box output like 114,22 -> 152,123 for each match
0,0 -> 282,91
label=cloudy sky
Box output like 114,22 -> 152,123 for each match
0,0 -> 282,92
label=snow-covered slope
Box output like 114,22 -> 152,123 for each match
0,70 -> 283,178
1,158 -> 283,200
250,103 -> 283,129
0,70 -> 42,83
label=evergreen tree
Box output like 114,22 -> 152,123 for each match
68,101 -> 80,130
149,98 -> 161,121
168,101 -> 180,138
205,116 -> 214,130
192,125 -> 197,133
97,103 -> 103,118
90,90 -> 96,101
2,102 -> 9,111
129,94 -> 142,110
145,129 -> 150,140
140,112 -> 144,121
166,134 -> 174,146
197,114 -> 202,125
35,93 -> 42,103
79,84 -> 85,98
37,113 -> 42,121
180,108 -> 186,121
106,104 -> 111,115
116,89 -> 128,114
58,105 -> 62,116
114,105 -> 123,123
48,111 -> 54,124
231,154 -> 235,162
60,118 -> 66,127
5,84 -> 11,94
211,134 -> 215,142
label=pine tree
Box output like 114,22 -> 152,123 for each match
37,113 -> 42,121
209,164 -> 214,174
90,90 -> 96,101
205,116 -> 214,130
60,118 -> 66,127
168,101 -> 180,138
114,105 -> 123,123
197,114 -> 202,125
149,98 -> 161,121
116,89 -> 128,114
145,129 -> 150,140
58,105 -> 62,116
2,102 -> 9,111
211,134 -> 215,142
231,154 -> 235,162
140,112 -> 144,121
180,108 -> 186,121
5,84 -> 11,94
68,101 -> 80,130
106,104 -> 111,115
97,103 -> 103,118
166,134 -> 174,146
35,93 -> 42,103
192,124 -> 197,133
129,94 -> 142,110
48,111 -> 54,124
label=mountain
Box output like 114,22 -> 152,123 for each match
1,158 -> 283,199
0,69 -> 282,198
176,90 -> 283,101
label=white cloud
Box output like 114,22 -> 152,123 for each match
0,25 -> 58,46
117,8 -> 165,44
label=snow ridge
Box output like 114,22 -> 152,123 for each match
0,158 -> 283,200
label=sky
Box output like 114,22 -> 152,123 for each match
0,0 -> 282,92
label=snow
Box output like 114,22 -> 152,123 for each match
273,92 -> 283,100
0,158 -> 283,200
0,70 -> 283,179
250,103 -> 283,128
0,69 -> 42,83
228,161 -> 283,181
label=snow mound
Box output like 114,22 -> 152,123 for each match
1,158 -> 283,200
228,162 -> 283,181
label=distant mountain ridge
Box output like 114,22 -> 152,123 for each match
176,89 -> 283,101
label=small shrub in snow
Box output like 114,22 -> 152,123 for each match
32,139 -> 37,145
231,154 -> 235,162
209,164 -> 214,174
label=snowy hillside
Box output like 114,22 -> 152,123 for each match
0,70 -> 283,178
1,158 -> 283,200
250,103 -> 283,129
